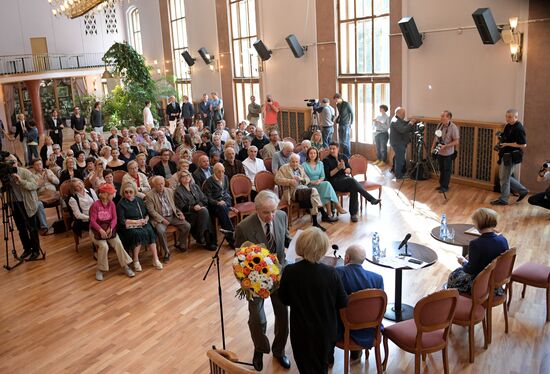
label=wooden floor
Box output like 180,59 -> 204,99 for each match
1,160 -> 549,373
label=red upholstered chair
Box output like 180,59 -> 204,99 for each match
263,158 -> 272,173
451,260 -> 497,363
192,150 -> 207,166
508,262 -> 550,323
254,171 -> 290,221
383,289 -> 459,374
113,170 -> 127,185
319,149 -> 330,161
349,154 -> 382,213
336,289 -> 387,374
230,174 -> 255,222
148,155 -> 161,169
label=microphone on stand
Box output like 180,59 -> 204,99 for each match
398,233 -> 412,256
332,244 -> 342,259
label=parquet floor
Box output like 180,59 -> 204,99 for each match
1,147 -> 549,373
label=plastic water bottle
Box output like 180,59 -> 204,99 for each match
440,213 -> 448,239
372,232 -> 380,259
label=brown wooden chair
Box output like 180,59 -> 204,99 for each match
254,171 -> 289,219
192,150 -> 207,166
508,261 -> 550,323
59,180 -> 90,255
319,149 -> 330,161
349,154 -> 382,213
451,260 -> 497,363
148,155 -> 161,169
263,157 -> 272,173
206,349 -> 256,373
282,137 -> 297,146
229,174 -> 255,222
113,170 -> 127,185
336,289 -> 387,374
383,289 -> 459,374
38,189 -> 61,220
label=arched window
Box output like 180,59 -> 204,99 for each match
127,7 -> 143,54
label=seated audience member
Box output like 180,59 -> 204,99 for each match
242,146 -> 266,189
40,136 -> 55,167
528,163 -> 550,210
143,133 -> 157,150
210,151 -> 222,166
48,143 -> 64,170
117,182 -> 163,272
122,160 -> 151,199
88,159 -> 106,191
74,151 -> 87,175
174,171 -> 217,250
169,159 -> 194,188
60,157 -> 83,184
275,154 -> 325,231
303,147 -> 346,222
271,142 -> 294,173
135,153 -> 154,178
82,140 -> 91,158
153,149 -> 178,179
119,142 -> 136,164
89,183 -> 135,281
82,157 -> 96,180
107,128 -> 120,145
260,129 -> 283,159
107,148 -> 127,172
223,146 -> 244,181
237,137 -> 252,162
89,141 -> 100,159
98,145 -> 112,167
102,169 -> 120,205
31,158 -> 59,193
188,126 -> 201,147
447,208 -> 509,293
310,130 -> 324,150
193,154 -> 212,188
323,142 -> 380,222
202,163 -> 237,247
234,130 -> 245,153
70,133 -> 84,154
68,178 -> 98,237
245,123 -> 256,139
181,133 -> 196,154
298,140 -> 311,163
198,132 -> 213,154
155,130 -> 173,152
251,127 -> 269,156
279,227 -> 347,374
334,245 -> 384,362
209,134 -> 224,159
179,148 -> 197,173
145,176 -> 191,260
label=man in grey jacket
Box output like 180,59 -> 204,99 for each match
319,98 -> 336,148
389,107 -> 416,179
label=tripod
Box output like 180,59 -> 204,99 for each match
2,187 -> 23,270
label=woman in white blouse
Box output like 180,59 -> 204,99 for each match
68,178 -> 98,235
122,160 -> 151,199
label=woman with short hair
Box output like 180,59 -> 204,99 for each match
68,178 -> 98,237
59,157 -> 83,184
135,152 -> 153,177
122,160 -> 151,199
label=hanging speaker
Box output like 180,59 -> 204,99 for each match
472,8 -> 501,45
398,17 -> 423,49
198,47 -> 212,64
253,40 -> 272,61
285,34 -> 305,58
181,50 -> 195,67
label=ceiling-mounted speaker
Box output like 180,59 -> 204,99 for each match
253,40 -> 272,61
198,47 -> 212,64
181,50 -> 195,67
398,16 -> 423,49
285,34 -> 305,58
472,8 -> 501,44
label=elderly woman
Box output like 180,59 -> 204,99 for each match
135,152 -> 154,177
107,148 -> 126,172
68,178 -> 98,237
117,182 -> 163,272
447,208 -> 509,293
122,160 -> 151,199
310,130 -> 324,150
279,227 -> 348,373
89,183 -> 135,281
179,148 -> 196,173
39,136 -> 55,167
298,139 -> 311,163
98,145 -> 112,167
174,171 -> 216,250
89,141 -> 100,158
82,157 -> 96,180
168,159 -> 194,188
59,157 -> 83,184
119,142 -> 136,164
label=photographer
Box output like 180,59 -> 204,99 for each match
262,94 -> 280,131
528,162 -> 550,210
431,110 -> 459,193
1,153 -> 41,260
389,107 -> 416,180
491,109 -> 529,206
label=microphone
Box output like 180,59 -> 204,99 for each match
398,233 -> 412,250
332,244 -> 341,259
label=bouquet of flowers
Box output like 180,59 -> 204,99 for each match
233,242 -> 281,300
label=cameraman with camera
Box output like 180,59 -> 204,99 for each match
431,110 -> 459,193
490,109 -> 528,206
389,107 -> 416,180
528,162 -> 550,210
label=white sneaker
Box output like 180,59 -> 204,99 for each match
153,259 -> 164,270
124,267 -> 135,278
95,270 -> 104,281
133,261 -> 142,272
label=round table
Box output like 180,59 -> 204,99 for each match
431,223 -> 475,256
366,241 -> 438,322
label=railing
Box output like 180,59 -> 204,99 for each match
0,53 -> 105,75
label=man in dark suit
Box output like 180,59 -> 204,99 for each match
389,107 -> 415,179
45,109 -> 64,148
235,190 -> 292,371
166,95 -> 181,122
153,149 -> 178,178
192,154 -> 212,188
334,244 -> 384,361
70,133 -> 84,154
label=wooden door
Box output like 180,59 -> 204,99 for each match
30,37 -> 49,71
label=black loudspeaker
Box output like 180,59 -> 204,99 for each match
198,47 -> 212,64
472,8 -> 501,44
285,34 -> 305,58
398,17 -> 423,49
181,50 -> 195,67
253,40 -> 272,61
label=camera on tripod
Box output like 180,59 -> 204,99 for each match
0,151 -> 17,189
304,99 -> 323,113
494,131 -> 504,152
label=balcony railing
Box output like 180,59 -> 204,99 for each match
0,53 -> 105,76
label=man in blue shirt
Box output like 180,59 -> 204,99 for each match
334,244 -> 384,361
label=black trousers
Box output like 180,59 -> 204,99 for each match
528,192 -> 550,210
331,177 -> 376,215
438,154 -> 453,189
49,131 -> 63,149
185,207 -> 215,243
12,201 -> 40,254
248,290 -> 289,356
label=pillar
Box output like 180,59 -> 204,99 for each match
24,80 -> 44,135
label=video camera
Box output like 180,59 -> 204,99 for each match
494,131 -> 504,152
0,151 -> 17,183
304,99 -> 323,113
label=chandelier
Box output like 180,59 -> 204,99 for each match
48,0 -> 121,19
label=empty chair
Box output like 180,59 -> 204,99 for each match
263,157 -> 272,173
508,262 -> 550,323
349,154 -> 382,213
383,289 -> 459,374
229,174 -> 256,222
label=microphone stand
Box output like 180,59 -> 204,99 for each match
402,243 -> 411,257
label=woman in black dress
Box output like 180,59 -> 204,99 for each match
59,156 -> 83,184
278,227 -> 348,374
116,182 -> 163,272
107,148 -> 127,172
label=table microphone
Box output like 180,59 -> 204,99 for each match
332,244 -> 341,259
398,233 -> 412,250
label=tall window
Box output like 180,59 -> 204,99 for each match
127,7 -> 143,55
168,0 -> 192,100
338,0 -> 390,143
229,0 -> 260,124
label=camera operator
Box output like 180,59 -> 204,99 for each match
490,109 -> 528,206
389,107 -> 416,180
319,98 -> 336,148
333,93 -> 354,159
528,162 -> 550,210
431,110 -> 459,193
1,153 -> 41,260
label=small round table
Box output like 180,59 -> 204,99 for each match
431,223 -> 475,256
366,241 -> 438,322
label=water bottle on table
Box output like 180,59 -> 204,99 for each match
440,213 -> 448,239
372,232 -> 380,259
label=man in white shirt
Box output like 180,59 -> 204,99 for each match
143,100 -> 155,131
242,146 -> 266,189
214,120 -> 231,142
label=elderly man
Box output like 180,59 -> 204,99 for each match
275,153 -> 325,231
31,158 -> 59,193
271,142 -> 294,174
260,129 -> 283,159
166,95 -> 181,122
298,140 -> 311,163
223,146 -> 245,181
251,127 -> 269,155
145,176 -> 190,260
389,107 -> 416,180
242,146 -> 266,188
431,110 -> 460,193
319,98 -> 336,148
193,154 -> 213,187
235,190 -> 292,371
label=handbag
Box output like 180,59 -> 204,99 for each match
92,221 -> 116,240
